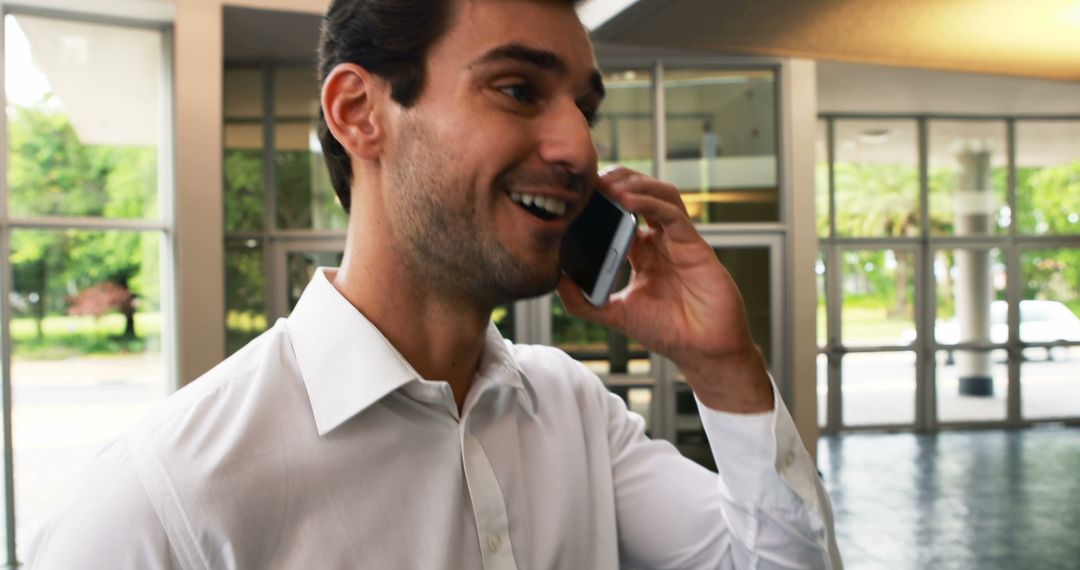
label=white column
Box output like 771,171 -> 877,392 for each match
953,147 -> 993,396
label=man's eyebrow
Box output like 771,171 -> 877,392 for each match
471,42 -> 606,100
472,43 -> 567,74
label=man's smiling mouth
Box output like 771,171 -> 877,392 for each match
509,192 -> 568,221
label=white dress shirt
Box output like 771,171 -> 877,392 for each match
28,268 -> 841,569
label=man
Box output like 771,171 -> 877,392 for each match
29,0 -> 841,567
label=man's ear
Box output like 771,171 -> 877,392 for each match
321,63 -> 389,161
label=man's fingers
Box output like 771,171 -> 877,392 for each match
613,191 -> 700,244
555,275 -> 626,331
605,174 -> 689,217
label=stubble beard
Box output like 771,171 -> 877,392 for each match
389,119 -> 561,311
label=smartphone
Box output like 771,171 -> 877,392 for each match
559,190 -> 637,307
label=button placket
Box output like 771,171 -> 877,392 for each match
459,410 -> 518,570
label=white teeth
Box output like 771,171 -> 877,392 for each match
509,192 -> 567,217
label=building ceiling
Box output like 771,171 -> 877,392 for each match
591,0 -> 1080,82
223,6 -> 322,63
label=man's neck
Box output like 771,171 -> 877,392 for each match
331,234 -> 491,414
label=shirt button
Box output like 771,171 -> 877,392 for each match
783,450 -> 797,469
486,533 -> 502,553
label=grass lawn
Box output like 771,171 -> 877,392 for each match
818,303 -> 915,346
10,312 -> 162,360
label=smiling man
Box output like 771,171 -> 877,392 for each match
28,0 -> 841,568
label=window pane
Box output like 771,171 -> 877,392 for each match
841,249 -> 916,347
1021,249 -> 1080,344
816,119 -> 830,237
842,352 -> 915,426
492,304 -> 515,342
5,15 -> 162,220
673,384 -> 715,471
551,294 -> 648,375
715,247 -> 772,362
595,69 -> 653,174
668,246 -> 773,379
1016,121 -> 1080,236
932,248 -> 1007,347
937,349 -> 1007,422
928,121 -> 1009,236
817,252 -> 827,348
224,68 -> 263,119
10,230 -> 166,556
274,67 -> 319,118
817,353 -> 828,428
224,123 -> 265,232
664,69 -> 778,223
286,250 -> 344,311
1022,352 -> 1080,419
275,121 -> 348,230
833,120 -> 919,238
1020,248 -> 1080,419
225,239 -> 267,356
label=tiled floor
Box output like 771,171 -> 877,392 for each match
819,427 -> 1080,569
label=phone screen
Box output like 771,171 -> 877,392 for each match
560,191 -> 625,294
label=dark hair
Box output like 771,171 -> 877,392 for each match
317,0 -> 451,213
316,0 -> 579,213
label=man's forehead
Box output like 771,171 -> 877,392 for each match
446,0 -> 597,67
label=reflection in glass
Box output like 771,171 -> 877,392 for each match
1016,121 -> 1080,236
840,249 -> 916,347
10,230 -> 166,555
928,121 -> 1008,236
833,120 -> 919,237
664,69 -> 778,223
937,349 -> 1007,422
842,352 -> 915,426
287,250 -> 344,311
5,15 -> 161,220
594,69 -> 653,174
224,124 -> 265,232
275,122 -> 348,230
225,239 -> 267,356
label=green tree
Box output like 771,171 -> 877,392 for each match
7,99 -> 156,344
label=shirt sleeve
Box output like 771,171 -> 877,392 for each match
25,439 -> 180,570
607,377 -> 842,569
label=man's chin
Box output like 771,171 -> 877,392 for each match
488,263 -> 562,305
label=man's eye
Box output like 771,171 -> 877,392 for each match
497,83 -> 536,104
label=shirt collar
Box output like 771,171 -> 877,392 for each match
287,268 -> 538,436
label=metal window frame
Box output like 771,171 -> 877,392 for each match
0,8 -> 176,564
818,112 -> 1080,435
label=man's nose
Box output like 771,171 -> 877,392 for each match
537,99 -> 598,178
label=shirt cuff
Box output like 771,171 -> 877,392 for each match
695,377 -> 820,509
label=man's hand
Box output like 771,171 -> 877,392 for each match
556,167 -> 773,413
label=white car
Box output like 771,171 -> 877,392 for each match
902,300 -> 1080,361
